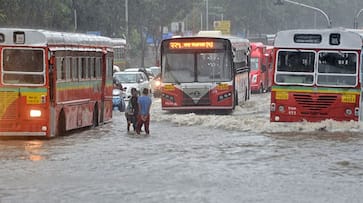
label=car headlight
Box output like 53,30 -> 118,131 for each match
155,80 -> 161,87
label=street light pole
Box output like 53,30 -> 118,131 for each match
125,0 -> 128,41
276,0 -> 332,28
206,0 -> 209,30
354,8 -> 363,29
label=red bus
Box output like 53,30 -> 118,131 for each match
160,31 -> 250,113
249,42 -> 272,93
266,45 -> 274,91
0,28 -> 114,137
112,38 -> 127,69
270,28 -> 363,122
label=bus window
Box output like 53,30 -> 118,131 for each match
81,57 -> 87,79
276,50 -> 315,85
65,57 -> 71,80
277,51 -> 315,72
317,51 -> 357,86
95,57 -> 101,78
71,58 -> 78,80
163,53 -> 194,83
2,49 -> 45,85
56,57 -> 65,80
3,49 -> 43,72
250,58 -> 259,71
318,52 -> 356,74
197,52 -> 231,82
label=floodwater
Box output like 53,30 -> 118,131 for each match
1,93 -> 363,203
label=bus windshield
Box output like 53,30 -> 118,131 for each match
275,50 -> 315,85
2,49 -> 44,85
275,50 -> 358,87
250,58 -> 259,70
163,51 -> 232,83
317,51 -> 357,86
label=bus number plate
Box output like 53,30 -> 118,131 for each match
276,92 -> 288,100
342,95 -> 355,103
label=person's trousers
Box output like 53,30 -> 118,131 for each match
136,115 -> 150,134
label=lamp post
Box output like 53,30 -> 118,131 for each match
125,0 -> 128,41
354,8 -> 363,29
206,0 -> 209,30
275,0 -> 332,28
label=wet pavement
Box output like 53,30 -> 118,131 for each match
1,95 -> 363,203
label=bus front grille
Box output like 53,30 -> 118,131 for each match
293,94 -> 337,111
182,88 -> 210,106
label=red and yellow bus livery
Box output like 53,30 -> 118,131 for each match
270,28 -> 363,122
0,28 -> 114,137
160,31 -> 250,113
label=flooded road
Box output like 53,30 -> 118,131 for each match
1,93 -> 363,202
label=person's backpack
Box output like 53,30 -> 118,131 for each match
125,101 -> 134,115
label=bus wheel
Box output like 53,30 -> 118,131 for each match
92,104 -> 99,128
56,110 -> 66,136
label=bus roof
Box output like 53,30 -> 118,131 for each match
0,28 -> 113,48
111,38 -> 126,48
274,28 -> 363,50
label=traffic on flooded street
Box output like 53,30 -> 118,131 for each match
1,93 -> 363,202
1,1 -> 363,202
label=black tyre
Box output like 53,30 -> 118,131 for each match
93,105 -> 99,127
56,111 -> 66,137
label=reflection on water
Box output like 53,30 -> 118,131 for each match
0,95 -> 363,202
0,140 -> 46,161
24,141 -> 45,161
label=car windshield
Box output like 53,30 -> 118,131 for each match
114,73 -> 137,83
149,67 -> 161,75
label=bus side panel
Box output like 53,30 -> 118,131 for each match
55,80 -> 101,131
235,71 -> 250,103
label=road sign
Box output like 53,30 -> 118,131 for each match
213,20 -> 230,35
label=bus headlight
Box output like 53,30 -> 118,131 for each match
345,108 -> 352,116
278,105 -> 285,112
30,110 -> 42,117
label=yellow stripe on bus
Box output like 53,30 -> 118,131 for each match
0,92 -> 18,118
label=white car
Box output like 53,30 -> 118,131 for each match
113,71 -> 151,100
124,67 -> 155,80
148,66 -> 160,76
